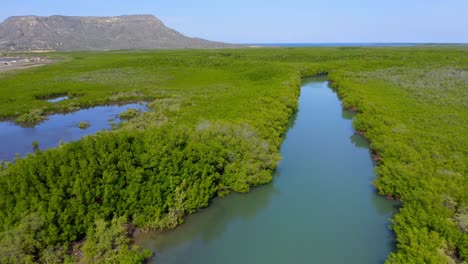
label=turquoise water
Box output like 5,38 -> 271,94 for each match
134,77 -> 399,263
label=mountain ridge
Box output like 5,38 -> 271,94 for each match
0,14 -> 239,51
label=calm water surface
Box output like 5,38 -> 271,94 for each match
134,77 -> 399,263
0,103 -> 146,161
46,96 -> 69,103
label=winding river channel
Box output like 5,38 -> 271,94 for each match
134,76 -> 399,263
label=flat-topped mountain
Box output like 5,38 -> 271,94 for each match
0,15 -> 238,51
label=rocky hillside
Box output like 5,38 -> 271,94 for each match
0,15 -> 238,51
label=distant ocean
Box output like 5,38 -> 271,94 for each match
244,43 -> 441,47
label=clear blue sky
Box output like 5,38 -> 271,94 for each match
1,0 -> 467,43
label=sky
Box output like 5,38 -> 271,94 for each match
1,0 -> 467,43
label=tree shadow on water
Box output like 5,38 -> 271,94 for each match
134,181 -> 279,253
350,133 -> 370,149
341,108 -> 356,120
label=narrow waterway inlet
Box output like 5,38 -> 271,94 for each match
134,76 -> 399,264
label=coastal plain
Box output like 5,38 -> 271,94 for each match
0,46 -> 466,263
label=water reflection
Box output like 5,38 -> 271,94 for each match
135,182 -> 279,252
341,108 -> 356,120
281,111 -> 298,140
350,133 -> 369,149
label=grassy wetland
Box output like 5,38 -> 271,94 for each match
0,46 -> 467,263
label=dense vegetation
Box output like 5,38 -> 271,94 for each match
78,121 -> 90,129
0,46 -> 466,263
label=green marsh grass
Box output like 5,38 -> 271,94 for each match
0,46 -> 466,263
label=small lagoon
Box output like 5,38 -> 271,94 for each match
0,103 -> 147,161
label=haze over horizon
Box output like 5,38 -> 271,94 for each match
1,0 -> 467,44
